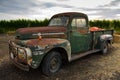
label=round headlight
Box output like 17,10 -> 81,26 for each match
18,48 -> 26,60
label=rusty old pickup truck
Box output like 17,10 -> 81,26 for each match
9,12 -> 113,76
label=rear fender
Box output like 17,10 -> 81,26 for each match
100,34 -> 113,42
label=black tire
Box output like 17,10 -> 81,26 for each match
101,41 -> 108,55
42,51 -> 62,76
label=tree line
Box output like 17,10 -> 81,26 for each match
89,20 -> 120,32
0,19 -> 49,33
0,19 -> 120,33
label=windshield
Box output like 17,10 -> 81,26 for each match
49,16 -> 69,26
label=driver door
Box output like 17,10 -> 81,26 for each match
70,17 -> 91,53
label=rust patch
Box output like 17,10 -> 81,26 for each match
16,26 -> 66,34
26,38 -> 66,47
42,34 -> 67,39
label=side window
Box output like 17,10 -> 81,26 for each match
71,18 -> 86,28
71,18 -> 88,34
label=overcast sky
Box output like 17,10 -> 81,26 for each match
0,0 -> 120,20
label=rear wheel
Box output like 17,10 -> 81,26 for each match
101,41 -> 108,55
42,51 -> 62,76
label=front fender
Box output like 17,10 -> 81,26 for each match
31,39 -> 71,69
45,40 -> 71,61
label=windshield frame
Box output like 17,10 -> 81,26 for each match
48,16 -> 70,27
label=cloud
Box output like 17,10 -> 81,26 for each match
39,2 -> 74,8
75,0 -> 120,19
0,0 -> 119,20
0,0 -> 75,20
56,0 -> 69,1
0,0 -> 74,15
89,8 -> 120,19
99,0 -> 120,7
0,0 -> 38,15
0,13 -> 28,20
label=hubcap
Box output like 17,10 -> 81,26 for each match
50,57 -> 59,72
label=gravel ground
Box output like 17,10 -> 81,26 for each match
0,35 -> 120,80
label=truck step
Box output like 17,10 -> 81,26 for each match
70,49 -> 100,61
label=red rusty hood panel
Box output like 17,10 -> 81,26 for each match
16,26 -> 66,34
26,38 -> 66,47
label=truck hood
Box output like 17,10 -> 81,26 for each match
16,26 -> 66,40
14,38 -> 67,49
26,38 -> 66,47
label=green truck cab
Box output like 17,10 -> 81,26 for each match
9,12 -> 113,76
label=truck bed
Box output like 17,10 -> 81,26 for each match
91,29 -> 114,49
70,30 -> 114,61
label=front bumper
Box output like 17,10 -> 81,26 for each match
10,55 -> 29,71
9,40 -> 30,71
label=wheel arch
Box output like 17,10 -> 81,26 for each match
100,34 -> 113,42
40,47 -> 69,67
99,34 -> 113,45
48,47 -> 69,62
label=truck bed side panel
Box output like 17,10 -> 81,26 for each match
91,30 -> 113,49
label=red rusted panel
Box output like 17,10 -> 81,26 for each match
26,38 -> 65,47
42,34 -> 67,38
16,26 -> 66,34
89,27 -> 104,31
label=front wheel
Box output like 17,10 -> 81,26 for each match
101,41 -> 108,55
42,51 -> 62,76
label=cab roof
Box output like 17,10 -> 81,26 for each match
51,12 -> 88,19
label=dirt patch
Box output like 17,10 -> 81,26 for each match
0,35 -> 120,80
0,34 -> 14,59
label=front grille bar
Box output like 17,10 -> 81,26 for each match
9,40 -> 28,64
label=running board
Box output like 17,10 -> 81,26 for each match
70,49 -> 100,62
